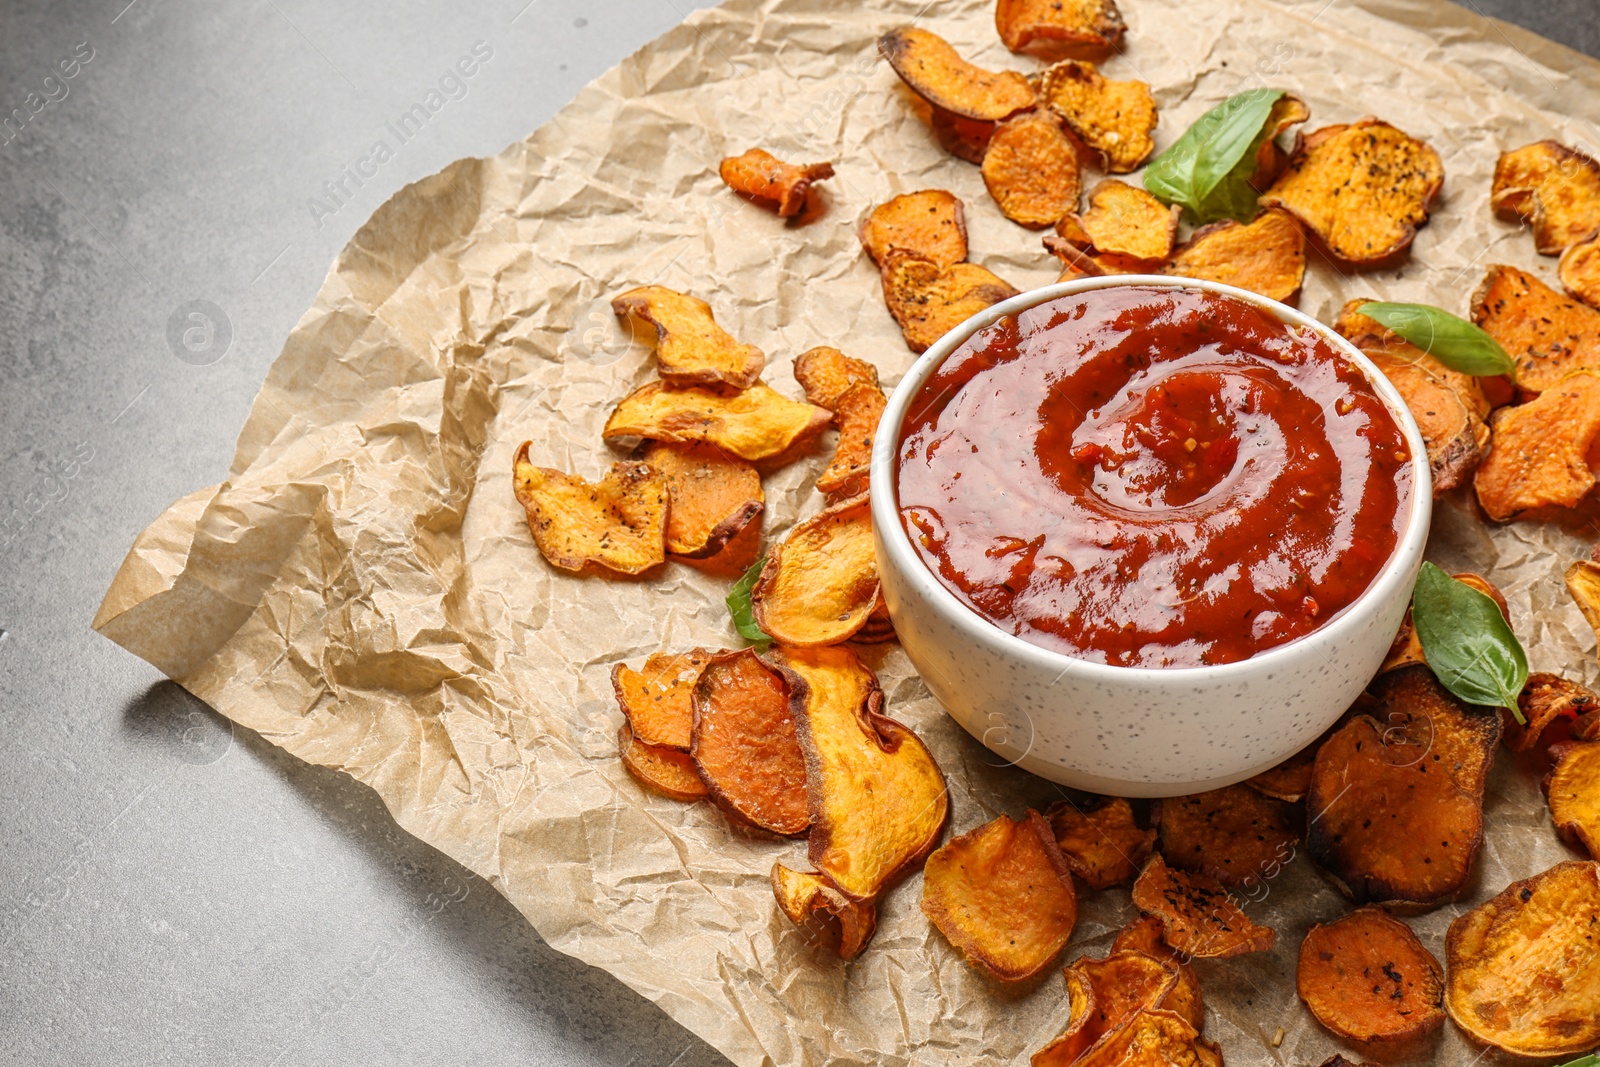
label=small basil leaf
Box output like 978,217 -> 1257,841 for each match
1553,1056 -> 1599,1067
726,555 -> 772,645
1412,562 -> 1528,722
1144,88 -> 1285,225
1357,302 -> 1516,378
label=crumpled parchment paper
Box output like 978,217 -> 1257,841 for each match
94,0 -> 1600,1062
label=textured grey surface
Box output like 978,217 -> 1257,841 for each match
0,1 -> 1594,1064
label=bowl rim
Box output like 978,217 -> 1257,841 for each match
868,273 -> 1434,681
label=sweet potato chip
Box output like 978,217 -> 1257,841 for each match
793,346 -> 880,409
1244,741 -> 1317,803
1561,233 -> 1600,310
1062,179 -> 1181,262
752,495 -> 878,647
1444,859 -> 1600,1058
1506,672 -> 1600,753
1546,741 -> 1600,859
640,442 -> 763,559
611,648 -> 713,750
1035,60 -> 1157,173
1318,1059 -> 1381,1067
1112,916 -> 1204,1024
1131,854 -> 1275,959
1492,140 -> 1600,254
981,110 -> 1083,229
1249,94 -> 1313,191
880,250 -> 1021,353
690,649 -> 809,836
770,864 -> 877,959
1473,263 -> 1600,395
512,444 -> 667,575
922,810 -> 1078,982
1567,559 -> 1600,654
1047,797 -> 1156,890
853,594 -> 896,645
1163,209 -> 1307,305
770,645 -> 949,901
1034,950 -> 1192,1067
618,723 -> 708,802
859,190 -> 969,269
996,0 -> 1125,54
1260,119 -> 1443,266
879,27 -> 1037,122
931,107 -> 996,164
1073,1009 -> 1210,1067
602,381 -> 832,462
1475,368 -> 1600,520
718,148 -> 834,218
611,286 -> 764,389
1297,905 -> 1445,1043
1377,663 -> 1505,795
816,382 -> 886,500
1156,783 -> 1300,888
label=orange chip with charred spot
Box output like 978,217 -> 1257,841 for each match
753,495 -> 878,647
981,110 -> 1083,229
771,863 -> 878,959
1297,906 -> 1445,1044
880,250 -> 1020,353
996,0 -> 1125,54
1034,60 -> 1157,174
611,286 -> 764,389
618,723 -> 708,802
640,442 -> 763,559
1033,950 -> 1192,1067
1545,741 -> 1600,860
690,649 -> 809,836
1062,179 -> 1180,262
1047,796 -> 1155,889
859,190 -> 969,269
718,148 -> 834,218
794,346 -> 880,409
1506,672 -> 1600,753
512,444 -> 667,575
1475,369 -> 1600,520
1492,140 -> 1600,254
603,381 -> 832,462
1473,264 -> 1600,396
879,27 -> 1037,123
1131,854 -> 1275,959
1156,783 -> 1299,888
611,648 -> 713,751
1165,209 -> 1307,305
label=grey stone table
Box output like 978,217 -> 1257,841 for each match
0,1 -> 1595,1064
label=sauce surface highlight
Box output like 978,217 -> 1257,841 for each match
896,286 -> 1414,668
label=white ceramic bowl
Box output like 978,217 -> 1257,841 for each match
870,276 -> 1432,797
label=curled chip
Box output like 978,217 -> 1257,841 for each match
1380,572 -> 1505,676
996,0 -> 1125,54
1491,140 -> 1600,254
1131,854 -> 1276,959
1473,264 -> 1600,395
854,594 -> 896,645
1507,672 -> 1600,753
1475,369 -> 1600,520
603,382 -> 831,462
1244,741 -> 1317,803
1546,741 -> 1600,859
770,645 -> 949,902
1047,796 -> 1156,889
1567,559 -> 1600,655
718,147 -> 834,218
753,495 -> 878,647
1046,1009 -> 1213,1067
816,382 -> 886,500
981,110 -> 1084,229
611,648 -> 713,750
513,444 -> 667,575
612,286 -> 764,389
1164,209 -> 1307,305
618,723 -> 708,802
1061,180 -> 1181,262
880,250 -> 1020,353
859,190 -> 969,269
1113,916 -> 1204,1024
1033,949 -> 1197,1067
641,442 -> 763,559
1561,234 -> 1600,308
1260,119 -> 1443,266
1156,783 -> 1299,888
931,107 -> 995,163
1250,94 -> 1314,191
1043,235 -> 1145,280
1445,860 -> 1600,1058
1296,906 -> 1445,1043
1034,60 -> 1157,173
794,345 -> 880,408
879,27 -> 1036,122
690,649 -> 809,836
771,864 -> 877,959
921,810 -> 1078,982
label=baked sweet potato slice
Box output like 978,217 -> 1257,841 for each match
1249,94 -> 1314,192
1472,263 -> 1600,395
1156,783 -> 1299,888
602,382 -> 831,462
1244,741 -> 1317,803
1297,905 -> 1445,1043
770,864 -> 877,959
981,110 -> 1083,229
1567,559 -> 1600,656
752,494 -> 877,647
1374,663 -> 1504,795
880,250 -> 1020,353
1561,233 -> 1600,309
770,645 -> 949,901
1475,368 -> 1600,520
718,148 -> 834,218
1034,60 -> 1157,173
611,648 -> 714,750
1492,140 -> 1600,254
690,649 -> 809,836
1131,854 -> 1275,959
1047,796 -> 1155,889
512,444 -> 667,575
1164,209 -> 1306,304
611,286 -> 764,389
1112,916 -> 1204,1025
618,723 -> 708,802
1444,860 -> 1600,1058
879,27 -> 1036,122
997,0 -> 1125,54
1059,179 -> 1180,262
859,191 -> 969,269
1033,950 -> 1190,1067
640,442 -> 763,559
1044,234 -> 1147,279
815,382 -> 885,500
793,346 -> 880,409
1506,672 -> 1600,753
1260,119 -> 1443,266
1072,1009 -> 1210,1067
1546,740 -> 1600,859
922,810 -> 1078,982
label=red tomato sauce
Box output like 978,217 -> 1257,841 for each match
896,286 -> 1414,668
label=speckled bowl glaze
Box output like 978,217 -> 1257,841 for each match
870,276 -> 1432,797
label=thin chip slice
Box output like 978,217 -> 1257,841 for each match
1043,234 -> 1146,280
1297,905 -> 1445,1043
1062,179 -> 1181,262
1047,797 -> 1156,889
1131,854 -> 1276,959
1473,264 -> 1600,395
794,346 -> 880,409
641,442 -> 764,559
1033,951 -> 1189,1067
879,27 -> 1037,123
981,110 -> 1084,229
853,594 -> 896,645
859,190 -> 970,269
1249,94 -> 1314,191
1260,119 -> 1444,266
1563,233 -> 1600,311
816,382 -> 886,500
1244,741 -> 1317,803
1568,559 -> 1600,656
611,286 -> 764,389
771,864 -> 878,959
1164,209 -> 1307,305
753,495 -> 878,647
1506,672 -> 1600,753
602,382 -> 832,462
611,648 -> 714,750
1035,60 -> 1158,173
690,649 -> 809,836
1075,1009 -> 1210,1067
1377,664 -> 1505,795
1156,784 -> 1300,888
881,250 -> 1020,353
1445,860 -> 1600,1058
931,107 -> 996,164
1491,140 -> 1600,254
618,723 -> 709,802
996,0 -> 1125,54
1546,741 -> 1600,859
718,148 -> 834,218
1475,369 -> 1600,520
512,444 -> 667,575
1112,916 -> 1205,1026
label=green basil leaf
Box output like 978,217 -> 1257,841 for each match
1412,562 -> 1527,721
1357,302 -> 1516,378
1144,88 -> 1285,225
726,554 -> 772,645
1554,1056 -> 1599,1067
